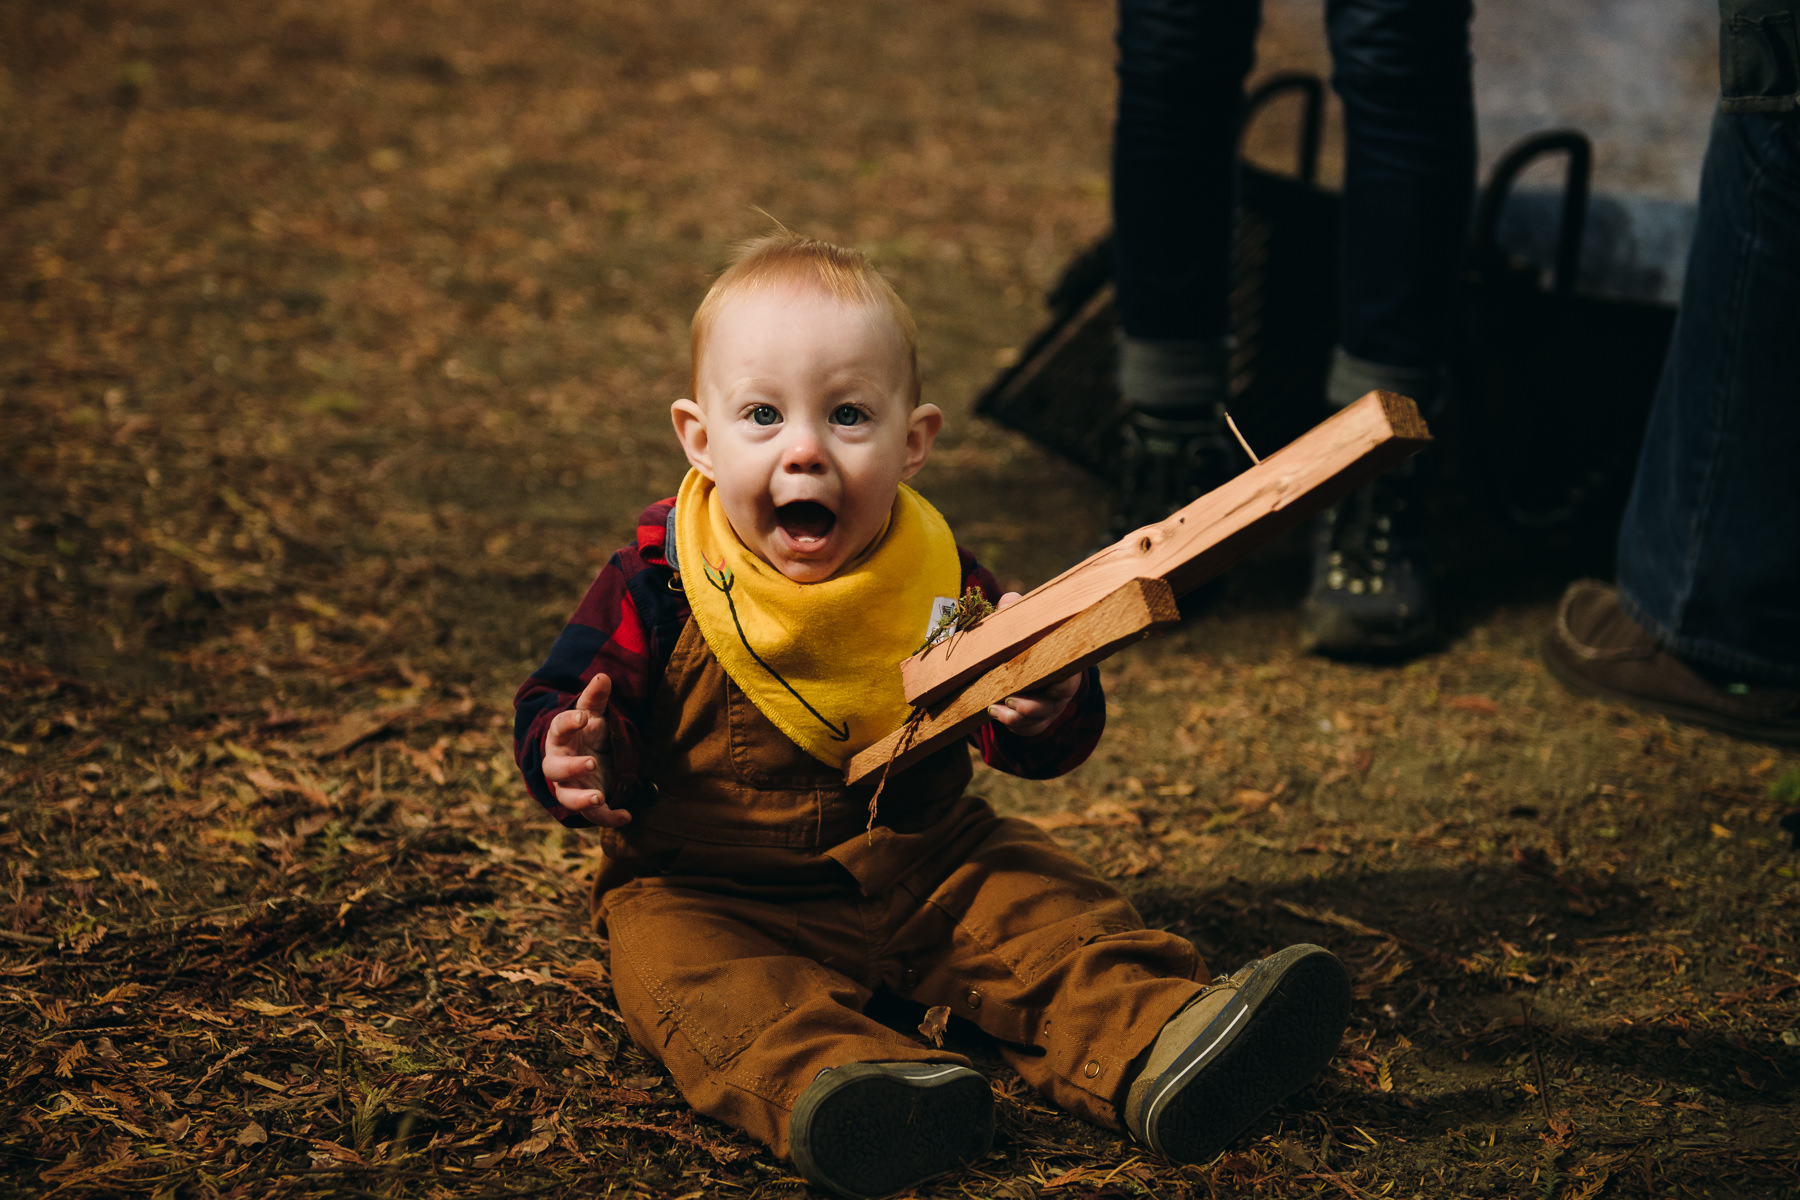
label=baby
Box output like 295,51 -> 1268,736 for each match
514,233 -> 1350,1199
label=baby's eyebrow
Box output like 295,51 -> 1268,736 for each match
718,381 -> 780,404
822,372 -> 903,397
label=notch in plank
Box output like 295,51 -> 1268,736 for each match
901,390 -> 1430,707
845,577 -> 1178,786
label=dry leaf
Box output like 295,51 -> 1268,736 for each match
55,1041 -> 88,1078
306,711 -> 393,758
244,766 -> 285,795
307,1139 -> 369,1167
566,958 -> 610,989
497,967 -> 555,986
245,765 -> 334,808
1102,845 -> 1163,878
398,739 -> 449,786
510,1056 -> 550,1090
1084,799 -> 1142,826
919,1005 -> 951,1048
235,998 -> 301,1017
1232,788 -> 1273,813
236,1120 -> 268,1146
94,982 -> 151,1005
1018,811 -> 1095,831
513,1129 -> 554,1156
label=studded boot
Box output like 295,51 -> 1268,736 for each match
1109,405 -> 1240,537
1108,336 -> 1242,537
1301,457 -> 1436,657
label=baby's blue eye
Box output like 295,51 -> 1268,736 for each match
830,405 -> 866,426
749,405 -> 780,426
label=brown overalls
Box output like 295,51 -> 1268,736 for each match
594,621 -> 1208,1157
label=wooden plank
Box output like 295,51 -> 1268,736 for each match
902,390 -> 1431,706
845,578 -> 1179,785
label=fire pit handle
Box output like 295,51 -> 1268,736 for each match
1473,129 -> 1594,297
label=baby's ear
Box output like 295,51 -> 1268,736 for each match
900,402 -> 943,480
671,398 -> 713,478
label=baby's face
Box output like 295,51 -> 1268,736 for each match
673,284 -> 940,583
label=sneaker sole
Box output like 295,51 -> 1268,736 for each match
1139,944 -> 1351,1164
788,1063 -> 995,1200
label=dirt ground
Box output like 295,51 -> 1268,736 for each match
3,2 -> 1797,1198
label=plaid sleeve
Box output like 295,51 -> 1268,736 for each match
957,549 -> 1107,779
513,501 -> 685,827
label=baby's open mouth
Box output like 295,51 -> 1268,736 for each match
776,501 -> 836,544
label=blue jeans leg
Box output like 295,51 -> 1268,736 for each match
1616,109 -> 1800,684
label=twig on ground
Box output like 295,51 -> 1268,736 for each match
1521,1000 -> 1554,1124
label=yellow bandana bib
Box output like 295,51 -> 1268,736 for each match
674,469 -> 962,769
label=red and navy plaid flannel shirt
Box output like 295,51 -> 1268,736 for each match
513,496 -> 1106,827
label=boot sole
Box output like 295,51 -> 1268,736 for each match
1300,601 -> 1438,660
788,1063 -> 995,1200
1138,944 -> 1350,1164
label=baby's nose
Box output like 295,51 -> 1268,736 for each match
781,430 -> 828,473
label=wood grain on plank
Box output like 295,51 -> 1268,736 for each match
845,577 -> 1179,785
901,390 -> 1430,706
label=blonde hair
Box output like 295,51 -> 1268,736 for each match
689,232 -> 920,404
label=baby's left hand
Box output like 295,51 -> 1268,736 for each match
985,591 -> 1081,739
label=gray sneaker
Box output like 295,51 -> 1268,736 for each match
789,1061 -> 994,1199
1124,944 -> 1350,1164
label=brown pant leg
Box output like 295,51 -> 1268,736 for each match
885,813 -> 1206,1131
602,879 -> 972,1157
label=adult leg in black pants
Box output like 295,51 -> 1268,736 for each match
1109,0 -> 1475,656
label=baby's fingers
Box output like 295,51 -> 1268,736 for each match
988,695 -> 1049,728
551,787 -> 631,828
547,704 -> 610,757
543,751 -> 603,790
1024,671 -> 1082,704
574,672 -> 612,717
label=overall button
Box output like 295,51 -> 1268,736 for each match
965,989 -> 982,1010
1083,1060 -> 1102,1079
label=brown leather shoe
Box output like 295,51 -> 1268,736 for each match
1541,580 -> 1800,745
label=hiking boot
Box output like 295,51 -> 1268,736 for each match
1301,460 -> 1436,658
1109,406 -> 1241,537
788,1062 -> 994,1200
1541,580 -> 1800,745
1124,944 -> 1350,1165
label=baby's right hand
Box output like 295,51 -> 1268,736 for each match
542,673 -> 629,828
